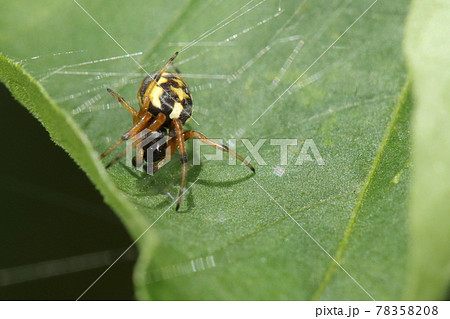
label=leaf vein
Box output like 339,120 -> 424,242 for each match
311,77 -> 411,300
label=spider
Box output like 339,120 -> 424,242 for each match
99,52 -> 255,210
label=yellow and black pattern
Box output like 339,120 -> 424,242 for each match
99,52 -> 254,211
138,72 -> 193,126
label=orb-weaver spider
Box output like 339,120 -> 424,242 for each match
99,52 -> 255,210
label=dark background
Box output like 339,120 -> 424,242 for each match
0,82 -> 136,300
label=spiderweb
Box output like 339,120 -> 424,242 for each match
0,0 -> 410,300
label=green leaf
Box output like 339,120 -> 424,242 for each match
1,0 -> 413,300
0,55 -> 148,239
403,0 -> 450,300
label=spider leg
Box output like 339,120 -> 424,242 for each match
171,63 -> 182,75
172,119 -> 187,211
99,113 -> 151,160
183,130 -> 255,172
106,88 -> 138,118
133,140 -> 146,170
108,133 -> 147,169
141,52 -> 178,111
102,113 -> 167,168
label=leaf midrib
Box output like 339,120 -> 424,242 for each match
311,77 -> 411,301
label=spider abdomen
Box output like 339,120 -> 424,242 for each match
138,72 -> 193,127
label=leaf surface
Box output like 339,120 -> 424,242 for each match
0,0 -> 412,300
